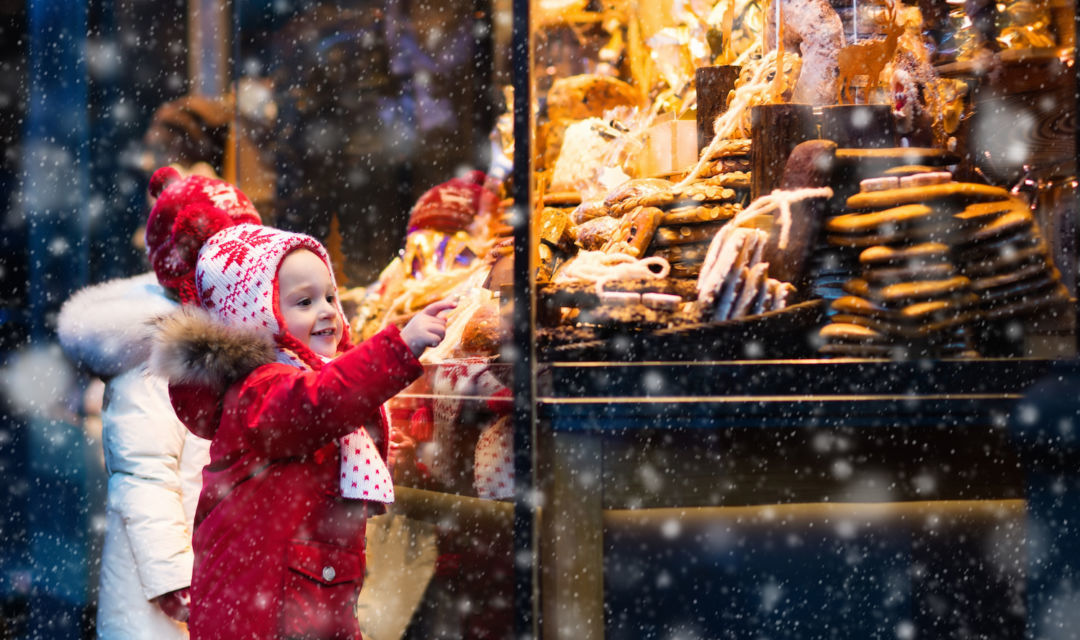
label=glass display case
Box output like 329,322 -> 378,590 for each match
226,0 -> 1080,637
518,0 -> 1080,638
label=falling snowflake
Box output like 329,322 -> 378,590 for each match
2,344 -> 74,417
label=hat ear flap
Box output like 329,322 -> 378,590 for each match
150,203 -> 236,301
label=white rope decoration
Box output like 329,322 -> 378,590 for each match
697,187 -> 833,300
676,50 -> 784,189
554,250 -> 671,295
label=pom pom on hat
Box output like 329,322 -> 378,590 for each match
408,170 -> 497,233
149,166 -> 182,198
145,168 -> 262,303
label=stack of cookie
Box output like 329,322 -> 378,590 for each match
644,177 -> 750,279
567,177 -> 747,280
952,197 -> 1070,324
817,171 -> 1007,357
698,138 -> 753,181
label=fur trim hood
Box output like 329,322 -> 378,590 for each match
57,273 -> 177,377
150,305 -> 277,392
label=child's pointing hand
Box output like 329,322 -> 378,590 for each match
401,298 -> 457,357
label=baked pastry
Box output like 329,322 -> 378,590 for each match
574,215 -> 621,251
459,305 -> 505,357
546,74 -> 642,121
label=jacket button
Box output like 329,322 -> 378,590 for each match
322,566 -> 336,582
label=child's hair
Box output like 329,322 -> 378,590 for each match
143,96 -> 231,175
146,166 -> 351,369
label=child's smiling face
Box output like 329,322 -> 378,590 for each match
277,249 -> 343,358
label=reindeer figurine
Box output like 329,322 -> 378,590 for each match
835,0 -> 905,104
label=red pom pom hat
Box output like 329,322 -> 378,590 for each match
145,166 -> 262,300
407,170 -> 497,233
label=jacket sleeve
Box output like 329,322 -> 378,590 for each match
237,325 -> 424,458
103,368 -> 196,600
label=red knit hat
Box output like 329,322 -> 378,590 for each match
145,166 -> 262,302
194,223 -> 352,364
407,170 -> 497,233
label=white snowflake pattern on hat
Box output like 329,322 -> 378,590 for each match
204,181 -> 243,211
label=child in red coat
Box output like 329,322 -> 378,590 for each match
144,166 -> 452,639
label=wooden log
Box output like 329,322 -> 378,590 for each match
967,51 -> 1076,184
695,65 -> 741,152
750,103 -> 818,200
819,104 -> 896,149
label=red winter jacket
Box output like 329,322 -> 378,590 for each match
159,318 -> 422,640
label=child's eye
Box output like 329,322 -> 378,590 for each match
326,295 -> 336,304
297,298 -> 311,306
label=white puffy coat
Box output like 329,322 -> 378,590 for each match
58,273 -> 210,639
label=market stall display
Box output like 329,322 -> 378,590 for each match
522,0 -> 1075,362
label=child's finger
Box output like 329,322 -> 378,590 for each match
423,298 -> 458,316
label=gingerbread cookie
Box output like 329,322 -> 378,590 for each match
979,274 -> 1059,307
827,204 -> 938,235
830,309 -> 973,338
571,200 -> 613,225
832,293 -> 977,323
603,178 -> 674,208
698,171 -> 753,189
846,182 -> 1011,211
705,157 -> 753,177
859,242 -> 951,267
654,222 -> 730,247
982,285 -> 1071,320
953,232 -> 1042,266
574,215 -> 622,251
610,190 -> 676,216
601,206 -> 664,256
898,172 -> 952,188
703,138 -> 752,159
882,165 -> 942,177
959,209 -> 1034,245
672,182 -> 739,204
874,276 -> 972,305
649,242 -> 713,264
954,199 -> 1025,224
970,261 -> 1056,293
661,203 -> 739,225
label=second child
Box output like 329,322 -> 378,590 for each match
145,166 -> 452,639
